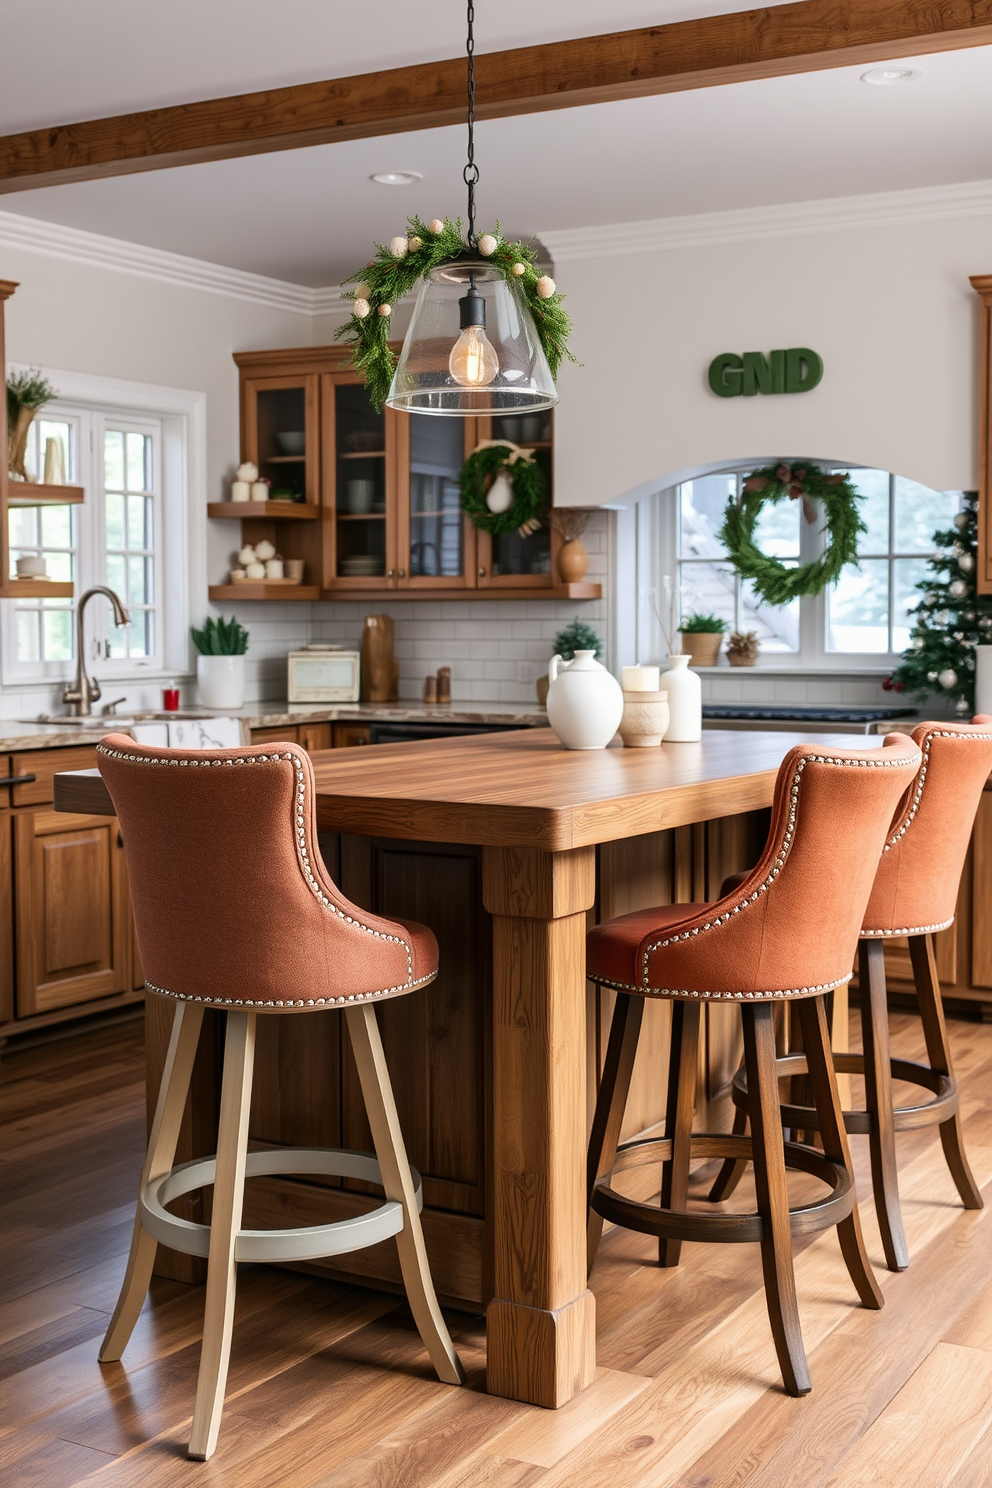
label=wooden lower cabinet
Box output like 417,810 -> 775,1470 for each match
332,723 -> 372,748
14,808 -> 131,1017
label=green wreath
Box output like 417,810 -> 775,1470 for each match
718,463 -> 866,606
459,444 -> 546,537
334,215 -> 574,410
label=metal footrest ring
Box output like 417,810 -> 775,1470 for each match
139,1147 -> 419,1263
592,1132 -> 853,1245
730,1054 -> 957,1135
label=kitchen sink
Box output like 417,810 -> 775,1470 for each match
21,711 -> 219,727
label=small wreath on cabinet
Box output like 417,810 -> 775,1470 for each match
459,441 -> 546,537
718,462 -> 865,607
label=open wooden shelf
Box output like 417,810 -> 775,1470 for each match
339,449 -> 386,460
208,501 -> 318,521
7,482 -> 85,505
1,579 -> 74,598
209,582 -> 320,601
262,454 -> 306,464
315,582 -> 602,602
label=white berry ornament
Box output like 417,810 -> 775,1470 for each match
954,512 -> 970,529
511,262 -> 526,277
950,579 -> 969,598
254,539 -> 276,562
477,233 -> 498,257
535,275 -> 556,299
428,219 -> 445,235
353,298 -> 371,319
390,236 -> 408,258
353,282 -> 370,301
938,668 -> 958,690
378,303 -> 392,317
959,552 -> 975,572
486,470 -> 515,515
407,236 -> 423,253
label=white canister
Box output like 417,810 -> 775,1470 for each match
250,481 -> 269,502
546,649 -> 624,750
264,558 -> 284,580
660,654 -> 702,741
231,480 -> 251,503
975,645 -> 992,716
197,655 -> 247,710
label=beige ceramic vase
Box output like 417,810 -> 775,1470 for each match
556,539 -> 589,584
618,689 -> 670,747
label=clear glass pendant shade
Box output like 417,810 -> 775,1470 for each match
385,260 -> 558,416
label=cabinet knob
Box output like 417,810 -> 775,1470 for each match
387,568 -> 395,578
398,568 -> 405,578
478,567 -> 486,577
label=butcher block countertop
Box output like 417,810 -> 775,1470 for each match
55,726 -> 888,851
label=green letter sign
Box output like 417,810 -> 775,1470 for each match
708,347 -> 822,398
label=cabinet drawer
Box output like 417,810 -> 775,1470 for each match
333,724 -> 372,748
250,726 -> 299,745
10,746 -> 100,807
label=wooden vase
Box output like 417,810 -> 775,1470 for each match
556,539 -> 589,584
360,614 -> 398,702
8,405 -> 35,481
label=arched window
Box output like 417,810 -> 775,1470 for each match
671,463 -> 963,664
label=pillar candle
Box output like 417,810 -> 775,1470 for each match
621,665 -> 661,692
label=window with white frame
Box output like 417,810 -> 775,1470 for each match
674,464 -> 962,665
3,374 -> 195,688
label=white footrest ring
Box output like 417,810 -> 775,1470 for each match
139,1147 -> 421,1263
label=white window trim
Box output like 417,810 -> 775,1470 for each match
611,463 -> 960,675
2,367 -> 206,688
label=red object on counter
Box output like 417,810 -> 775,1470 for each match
162,687 -> 180,712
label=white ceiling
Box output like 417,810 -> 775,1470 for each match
1,5 -> 991,288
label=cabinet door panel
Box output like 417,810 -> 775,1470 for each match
15,810 -> 129,1016
0,816 -> 12,1025
298,722 -> 332,754
250,726 -> 299,745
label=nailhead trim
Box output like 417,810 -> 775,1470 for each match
862,918 -> 954,938
142,972 -> 437,1010
593,971 -> 853,1002
637,747 -> 920,999
883,727 -> 992,852
98,743 -> 421,1006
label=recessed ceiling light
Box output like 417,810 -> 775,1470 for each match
370,171 -> 423,187
860,66 -> 922,86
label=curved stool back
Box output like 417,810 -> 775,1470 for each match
95,737 -> 463,1460
586,736 -> 921,1397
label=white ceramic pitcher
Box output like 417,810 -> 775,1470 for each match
546,649 -> 624,750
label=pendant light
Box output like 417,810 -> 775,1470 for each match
383,3 -> 559,417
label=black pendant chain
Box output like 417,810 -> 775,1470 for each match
463,0 -> 479,246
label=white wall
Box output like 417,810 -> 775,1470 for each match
551,213 -> 990,508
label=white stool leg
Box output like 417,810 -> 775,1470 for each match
100,1000 -> 205,1362
345,1003 -> 465,1387
188,1010 -> 256,1461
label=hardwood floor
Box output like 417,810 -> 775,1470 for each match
3,1006 -> 992,1487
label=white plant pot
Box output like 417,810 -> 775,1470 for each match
196,655 -> 246,710
546,649 -> 624,750
975,646 -> 992,717
659,654 -> 702,741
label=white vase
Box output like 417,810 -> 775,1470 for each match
660,654 -> 702,741
546,649 -> 624,750
196,655 -> 246,710
975,646 -> 992,716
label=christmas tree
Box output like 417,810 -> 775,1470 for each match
886,491 -> 989,715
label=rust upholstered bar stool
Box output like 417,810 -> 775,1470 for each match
95,736 -> 464,1461
712,717 -> 992,1272
585,737 -> 921,1396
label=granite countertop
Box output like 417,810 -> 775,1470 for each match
0,700 -> 550,752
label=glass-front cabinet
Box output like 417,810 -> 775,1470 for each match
213,345 -> 597,602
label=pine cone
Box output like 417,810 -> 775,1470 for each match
727,630 -> 760,666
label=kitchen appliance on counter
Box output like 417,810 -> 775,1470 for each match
287,645 -> 361,703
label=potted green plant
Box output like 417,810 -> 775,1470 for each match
537,616 -> 602,704
191,616 -> 249,709
678,612 -> 727,668
7,369 -> 57,481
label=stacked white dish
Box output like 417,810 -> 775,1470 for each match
340,555 -> 384,577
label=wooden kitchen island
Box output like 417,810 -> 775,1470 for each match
54,728 -> 882,1409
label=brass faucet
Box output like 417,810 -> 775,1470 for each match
63,587 -> 131,717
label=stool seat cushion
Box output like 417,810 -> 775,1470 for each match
588,904 -> 710,990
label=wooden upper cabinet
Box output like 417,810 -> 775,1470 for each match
228,344 -> 598,600
972,276 -> 992,594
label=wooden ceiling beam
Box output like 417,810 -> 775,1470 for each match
1,0 -> 991,193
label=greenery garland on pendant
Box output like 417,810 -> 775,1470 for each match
718,462 -> 866,607
334,215 -> 574,410
459,442 -> 546,537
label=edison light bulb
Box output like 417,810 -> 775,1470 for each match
449,324 -> 499,388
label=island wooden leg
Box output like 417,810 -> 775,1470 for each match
483,844 -> 598,1408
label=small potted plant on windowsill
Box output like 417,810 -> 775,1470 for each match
191,615 -> 249,709
678,612 -> 727,668
537,616 -> 602,705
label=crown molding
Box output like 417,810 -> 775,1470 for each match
0,208 -> 325,314
1,176 -> 991,315
540,178 -> 992,261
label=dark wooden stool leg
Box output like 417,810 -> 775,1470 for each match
707,1104 -> 749,1202
796,996 -> 884,1311
659,1000 -> 700,1269
859,939 -> 909,1271
909,933 -> 984,1210
587,992 -> 645,1272
743,1001 -> 810,1397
